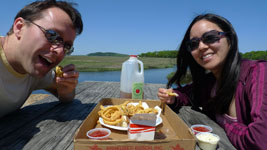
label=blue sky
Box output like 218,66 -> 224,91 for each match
0,0 -> 266,55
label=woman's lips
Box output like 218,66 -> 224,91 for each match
202,53 -> 213,62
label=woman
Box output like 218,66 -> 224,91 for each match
158,13 -> 267,150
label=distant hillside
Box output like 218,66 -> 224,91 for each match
87,52 -> 128,56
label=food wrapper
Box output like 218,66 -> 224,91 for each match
128,104 -> 161,141
130,113 -> 157,127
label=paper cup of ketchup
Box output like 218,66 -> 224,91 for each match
190,124 -> 213,135
86,128 -> 111,140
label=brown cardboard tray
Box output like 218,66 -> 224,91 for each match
74,98 -> 196,150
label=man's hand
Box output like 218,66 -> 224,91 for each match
54,64 -> 79,102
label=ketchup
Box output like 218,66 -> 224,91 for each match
193,126 -> 210,132
89,130 -> 108,137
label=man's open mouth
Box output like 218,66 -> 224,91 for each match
39,55 -> 53,67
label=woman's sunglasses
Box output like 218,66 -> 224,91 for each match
187,30 -> 226,52
25,19 -> 74,55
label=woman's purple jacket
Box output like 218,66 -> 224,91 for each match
169,59 -> 267,150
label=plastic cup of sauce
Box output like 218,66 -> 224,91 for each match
190,124 -> 213,135
86,128 -> 111,140
196,132 -> 220,150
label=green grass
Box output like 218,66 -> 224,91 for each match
59,56 -> 176,72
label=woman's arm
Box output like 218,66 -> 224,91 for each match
224,61 -> 267,150
163,84 -> 193,113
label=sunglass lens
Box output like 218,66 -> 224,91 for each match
189,39 -> 200,51
202,31 -> 220,44
45,30 -> 58,42
45,30 -> 64,45
64,46 -> 74,55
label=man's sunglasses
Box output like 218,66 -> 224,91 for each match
25,19 -> 74,55
187,30 -> 226,52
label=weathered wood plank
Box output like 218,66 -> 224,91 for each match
178,106 -> 236,150
0,81 -> 236,150
0,96 -> 59,139
144,83 -> 165,100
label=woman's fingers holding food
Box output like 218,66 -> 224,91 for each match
158,88 -> 168,98
166,88 -> 179,97
158,88 -> 171,102
158,88 -> 177,104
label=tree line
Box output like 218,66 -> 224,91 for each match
143,50 -> 267,85
241,50 -> 267,60
140,50 -> 267,60
139,50 -> 177,58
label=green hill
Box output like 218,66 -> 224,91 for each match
87,52 -> 128,57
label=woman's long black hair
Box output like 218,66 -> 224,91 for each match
168,13 -> 241,114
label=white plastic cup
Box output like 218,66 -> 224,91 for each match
196,132 -> 220,150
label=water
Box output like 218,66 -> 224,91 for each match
32,67 -> 176,94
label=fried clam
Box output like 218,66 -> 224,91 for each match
119,101 -> 131,116
167,91 -> 178,97
126,101 -> 145,117
55,66 -> 64,77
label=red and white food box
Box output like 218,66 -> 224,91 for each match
128,113 -> 157,141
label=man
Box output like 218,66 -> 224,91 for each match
0,0 -> 83,118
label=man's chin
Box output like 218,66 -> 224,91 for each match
30,71 -> 48,78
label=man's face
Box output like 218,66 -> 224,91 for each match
16,7 -> 76,78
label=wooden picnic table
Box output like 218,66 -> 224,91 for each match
0,81 -> 236,150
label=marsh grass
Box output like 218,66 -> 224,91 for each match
59,56 -> 176,72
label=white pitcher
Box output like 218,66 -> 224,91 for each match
120,55 -> 144,99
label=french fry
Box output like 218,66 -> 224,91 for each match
98,101 -> 158,127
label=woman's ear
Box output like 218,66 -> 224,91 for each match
13,17 -> 25,40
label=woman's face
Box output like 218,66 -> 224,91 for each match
189,20 -> 230,78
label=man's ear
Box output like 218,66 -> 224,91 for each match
13,17 -> 25,40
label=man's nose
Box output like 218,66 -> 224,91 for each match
51,44 -> 65,57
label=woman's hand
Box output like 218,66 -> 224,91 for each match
157,88 -> 178,104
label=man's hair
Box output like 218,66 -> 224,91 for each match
7,0 -> 83,35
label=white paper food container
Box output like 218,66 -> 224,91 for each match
128,113 -> 157,141
128,122 -> 156,141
